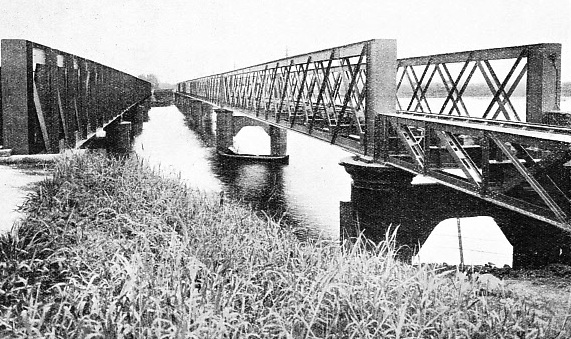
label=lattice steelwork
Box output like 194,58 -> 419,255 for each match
396,44 -> 561,122
178,40 -> 383,154
385,43 -> 571,230
176,42 -> 571,232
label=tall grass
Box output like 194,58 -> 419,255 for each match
0,152 -> 569,338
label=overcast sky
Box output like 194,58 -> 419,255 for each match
0,0 -> 569,84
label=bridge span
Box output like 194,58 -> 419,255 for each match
175,39 -> 571,232
1,39 -> 151,155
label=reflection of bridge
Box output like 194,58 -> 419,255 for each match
174,39 -> 571,232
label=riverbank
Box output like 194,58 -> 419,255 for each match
0,162 -> 51,234
1,152 -> 569,338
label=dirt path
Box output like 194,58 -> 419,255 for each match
0,164 -> 50,234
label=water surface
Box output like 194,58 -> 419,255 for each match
133,105 -> 351,238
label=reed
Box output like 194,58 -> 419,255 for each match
0,152 -> 569,338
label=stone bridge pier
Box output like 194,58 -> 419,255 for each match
215,108 -> 287,157
176,98 -> 211,130
103,103 -> 150,154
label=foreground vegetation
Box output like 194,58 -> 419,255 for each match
0,153 -> 569,338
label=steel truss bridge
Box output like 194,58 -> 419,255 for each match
175,39 -> 571,232
1,39 -> 151,155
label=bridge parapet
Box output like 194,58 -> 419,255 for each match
1,39 -> 151,154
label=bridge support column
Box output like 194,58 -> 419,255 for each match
142,100 -> 150,122
190,100 -> 202,118
201,102 -> 213,131
269,125 -> 287,156
215,108 -> 234,152
202,103 -> 213,123
105,120 -> 132,154
527,44 -> 561,123
339,156 -> 414,190
129,105 -> 146,137
200,103 -> 215,146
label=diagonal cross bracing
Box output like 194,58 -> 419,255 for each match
177,41 -> 571,231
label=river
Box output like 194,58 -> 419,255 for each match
133,96 -> 571,268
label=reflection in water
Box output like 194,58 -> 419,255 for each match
213,161 -> 286,220
135,103 -> 351,238
132,106 -> 223,192
235,164 -> 272,191
209,121 -> 351,237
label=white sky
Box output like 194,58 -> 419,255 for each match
0,0 -> 569,84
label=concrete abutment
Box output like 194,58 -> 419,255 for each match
104,120 -> 132,154
338,155 -> 415,242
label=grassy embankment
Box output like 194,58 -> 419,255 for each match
0,152 -> 570,338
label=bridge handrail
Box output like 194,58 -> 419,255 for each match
397,43 -> 559,66
183,39 -> 373,82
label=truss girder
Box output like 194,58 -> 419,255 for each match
177,42 -> 568,230
382,111 -> 571,231
398,46 -> 531,122
488,135 -> 570,227
183,41 -> 371,152
436,131 -> 483,186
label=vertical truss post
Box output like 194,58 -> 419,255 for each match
365,39 -> 397,159
291,57 -> 311,127
266,64 -> 279,120
374,115 -> 389,161
423,122 -> 432,175
255,66 -> 269,117
1,39 -> 33,154
480,133 -> 490,196
526,44 -> 561,123
277,61 -> 293,122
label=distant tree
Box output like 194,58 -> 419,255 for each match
137,73 -> 160,90
158,82 -> 175,90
